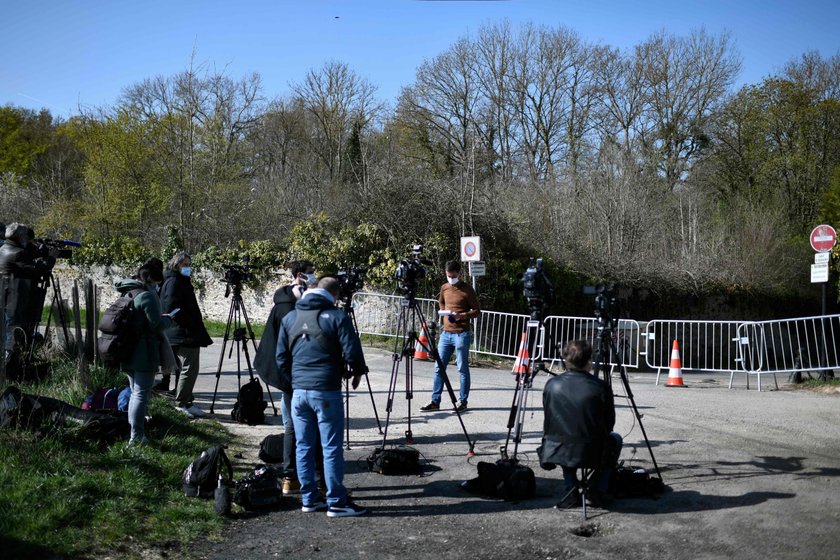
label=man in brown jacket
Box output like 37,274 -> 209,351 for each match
421,260 -> 480,412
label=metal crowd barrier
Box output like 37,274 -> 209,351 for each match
643,319 -> 752,386
738,314 -> 840,389
350,292 -> 438,341
543,317 -> 641,370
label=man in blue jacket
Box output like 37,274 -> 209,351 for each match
276,276 -> 368,517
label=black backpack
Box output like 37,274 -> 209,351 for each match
366,445 -> 422,475
183,446 -> 234,498
462,459 -> 536,502
231,378 -> 267,425
258,434 -> 285,464
97,288 -> 144,367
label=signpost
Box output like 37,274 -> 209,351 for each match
460,236 -> 481,262
810,224 -> 837,253
809,224 -> 836,320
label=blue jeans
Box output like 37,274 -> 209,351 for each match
562,432 -> 623,492
126,369 -> 156,444
431,330 -> 472,404
291,389 -> 347,507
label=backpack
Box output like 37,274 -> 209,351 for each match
233,465 -> 284,510
462,459 -> 536,502
97,288 -> 145,367
81,387 -> 122,412
231,378 -> 267,425
608,465 -> 665,499
258,434 -> 285,464
183,446 -> 234,498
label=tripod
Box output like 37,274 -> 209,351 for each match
592,317 -> 663,482
25,271 -> 72,364
339,298 -> 383,449
380,291 -> 475,455
210,280 -> 278,416
500,313 -> 552,462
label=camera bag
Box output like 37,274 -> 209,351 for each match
366,445 -> 422,475
258,433 -> 285,464
462,459 -> 536,502
233,465 -> 284,510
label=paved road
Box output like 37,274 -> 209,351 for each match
186,337 -> 840,560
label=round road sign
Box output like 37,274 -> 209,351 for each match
810,224 -> 837,253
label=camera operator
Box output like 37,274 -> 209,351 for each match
420,260 -> 480,413
276,276 -> 368,517
254,259 -> 316,494
539,339 -> 623,509
0,223 -> 58,361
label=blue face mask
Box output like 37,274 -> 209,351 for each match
305,273 -> 317,286
180,266 -> 192,277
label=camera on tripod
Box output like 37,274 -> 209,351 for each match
395,244 -> 430,297
336,264 -> 366,306
519,258 -> 553,321
33,238 -> 80,260
222,257 -> 253,297
583,283 -> 619,327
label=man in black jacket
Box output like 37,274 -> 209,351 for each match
539,339 -> 622,508
254,260 -> 315,493
0,223 -> 57,362
159,252 -> 213,418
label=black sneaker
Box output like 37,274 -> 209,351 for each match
327,500 -> 367,518
554,488 -> 582,509
419,401 -> 440,411
454,400 -> 468,412
301,500 -> 328,513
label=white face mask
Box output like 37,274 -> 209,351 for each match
447,276 -> 459,286
180,266 -> 192,277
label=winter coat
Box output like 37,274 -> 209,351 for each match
539,370 -> 616,469
114,278 -> 173,373
276,290 -> 366,392
160,270 -> 212,348
0,240 -> 54,327
254,285 -> 297,394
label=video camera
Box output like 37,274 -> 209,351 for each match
33,238 -> 80,260
583,283 -> 619,328
337,264 -> 366,305
395,244 -> 430,298
519,258 -> 553,321
222,256 -> 253,296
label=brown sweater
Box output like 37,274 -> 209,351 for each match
439,281 -> 481,333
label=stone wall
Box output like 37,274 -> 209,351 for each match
52,264 -> 294,324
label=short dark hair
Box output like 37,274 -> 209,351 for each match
137,257 -> 164,285
318,276 -> 341,298
445,260 -> 461,274
292,260 -> 315,278
562,340 -> 592,371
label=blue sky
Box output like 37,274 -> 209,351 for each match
1,0 -> 838,119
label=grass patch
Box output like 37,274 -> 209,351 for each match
0,361 -> 235,559
203,318 -> 265,339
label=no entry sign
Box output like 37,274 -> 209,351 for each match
810,224 -> 837,253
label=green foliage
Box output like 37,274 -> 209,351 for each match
162,225 -> 185,262
0,361 -> 231,559
71,236 -> 154,269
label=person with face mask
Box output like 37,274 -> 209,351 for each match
114,259 -> 172,444
420,260 -> 481,412
158,252 -> 213,418
254,259 -> 316,494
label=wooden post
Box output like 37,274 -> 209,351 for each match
72,281 -> 91,390
0,276 -> 6,385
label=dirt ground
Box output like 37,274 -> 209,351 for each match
186,343 -> 840,560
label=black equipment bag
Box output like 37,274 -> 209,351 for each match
609,466 -> 665,498
258,433 -> 285,464
366,445 -> 422,475
183,446 -> 234,498
462,459 -> 536,502
233,465 -> 284,510
97,288 -> 144,367
231,378 -> 267,426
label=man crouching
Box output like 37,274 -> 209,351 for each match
276,276 -> 368,517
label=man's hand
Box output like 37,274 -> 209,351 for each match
351,374 -> 362,389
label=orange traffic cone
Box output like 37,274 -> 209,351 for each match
415,324 -> 430,361
666,339 -> 686,387
512,332 -> 529,375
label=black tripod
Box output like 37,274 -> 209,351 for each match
380,291 -> 475,455
339,297 -> 383,449
592,316 -> 663,483
500,313 -> 552,461
26,271 -> 72,363
210,280 -> 278,416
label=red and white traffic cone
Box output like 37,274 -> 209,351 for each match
666,339 -> 686,387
